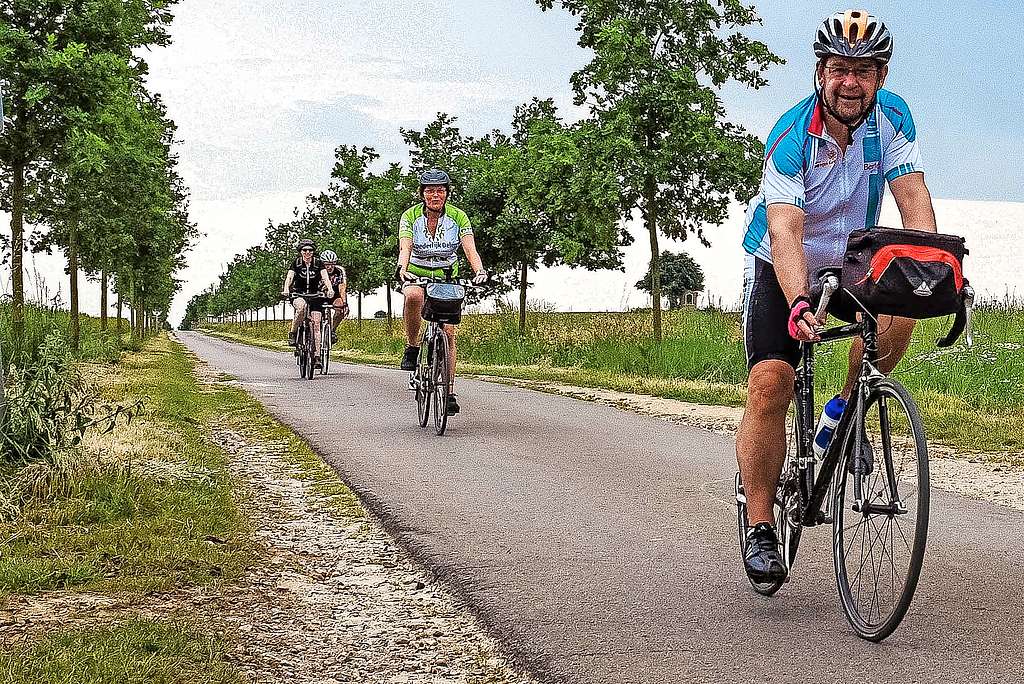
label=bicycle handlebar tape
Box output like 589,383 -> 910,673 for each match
787,297 -> 812,340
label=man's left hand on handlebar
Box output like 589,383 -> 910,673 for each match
472,270 -> 489,286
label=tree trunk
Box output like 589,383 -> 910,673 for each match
519,259 -> 529,336
100,270 -> 109,331
9,160 -> 27,346
67,220 -> 81,353
644,175 -> 662,342
386,286 -> 393,331
116,295 -> 124,334
357,293 -> 363,329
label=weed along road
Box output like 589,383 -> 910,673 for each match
180,331 -> 1023,684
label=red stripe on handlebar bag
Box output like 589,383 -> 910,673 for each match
863,245 -> 964,291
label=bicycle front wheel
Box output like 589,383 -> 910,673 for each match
297,328 -> 309,379
833,378 -> 929,641
432,332 -> 450,436
416,344 -> 430,428
321,326 -> 331,374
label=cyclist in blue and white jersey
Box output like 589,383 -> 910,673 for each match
396,169 -> 488,415
736,10 -> 939,583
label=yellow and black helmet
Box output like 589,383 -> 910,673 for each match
813,10 -> 892,65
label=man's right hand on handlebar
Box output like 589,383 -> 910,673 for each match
787,295 -> 823,342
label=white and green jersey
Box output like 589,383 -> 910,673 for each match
398,203 -> 473,269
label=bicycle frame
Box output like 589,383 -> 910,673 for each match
792,314 -> 888,527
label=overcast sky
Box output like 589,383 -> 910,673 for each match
12,0 -> 1024,321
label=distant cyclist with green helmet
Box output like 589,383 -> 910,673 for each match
396,169 -> 488,416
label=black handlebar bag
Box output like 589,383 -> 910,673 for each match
841,227 -> 967,319
422,283 -> 465,325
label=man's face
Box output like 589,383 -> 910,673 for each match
325,263 -> 336,272
300,247 -> 315,261
817,56 -> 887,124
422,185 -> 448,212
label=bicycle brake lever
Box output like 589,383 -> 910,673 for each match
814,275 -> 839,322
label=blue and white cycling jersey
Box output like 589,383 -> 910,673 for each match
742,89 -> 924,279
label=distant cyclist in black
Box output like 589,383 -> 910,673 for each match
281,238 -> 334,367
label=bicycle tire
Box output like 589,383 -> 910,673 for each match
321,321 -> 331,375
304,322 -> 316,380
432,331 -> 450,436
416,342 -> 429,428
833,378 -> 929,642
297,326 -> 309,379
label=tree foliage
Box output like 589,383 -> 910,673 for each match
536,0 -> 781,338
636,250 -> 705,309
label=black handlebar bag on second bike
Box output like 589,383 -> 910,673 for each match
841,227 -> 968,319
422,283 -> 465,325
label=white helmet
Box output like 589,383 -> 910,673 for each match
320,250 -> 338,263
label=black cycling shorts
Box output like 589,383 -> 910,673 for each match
292,293 -> 325,314
742,256 -> 858,370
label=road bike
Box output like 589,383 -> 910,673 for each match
286,293 -> 327,381
735,271 -> 974,641
403,275 -> 477,436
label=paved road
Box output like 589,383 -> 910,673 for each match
180,332 -> 1023,683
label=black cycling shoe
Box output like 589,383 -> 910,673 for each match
400,346 -> 419,371
287,332 -> 296,346
446,393 -> 460,415
848,428 -> 875,476
744,522 -> 787,583
314,356 -> 322,369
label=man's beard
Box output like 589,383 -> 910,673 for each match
828,92 -> 871,126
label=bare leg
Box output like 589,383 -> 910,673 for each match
840,315 -> 916,398
291,298 -> 306,334
331,300 -> 347,330
310,311 -> 322,355
402,286 -> 424,346
736,360 -> 794,526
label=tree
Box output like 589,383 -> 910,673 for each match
636,250 -> 705,309
0,0 -> 178,344
33,76 -> 171,350
536,0 -> 781,340
499,99 -> 630,333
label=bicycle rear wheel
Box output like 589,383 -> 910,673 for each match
432,332 -> 450,436
834,378 -> 928,641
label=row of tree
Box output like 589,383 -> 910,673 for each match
185,0 -> 780,339
1,0 -> 195,352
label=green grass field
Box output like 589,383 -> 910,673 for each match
207,303 -> 1024,455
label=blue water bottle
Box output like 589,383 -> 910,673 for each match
813,395 -> 847,459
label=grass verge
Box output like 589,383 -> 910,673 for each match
0,619 -> 242,684
0,334 -> 254,595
